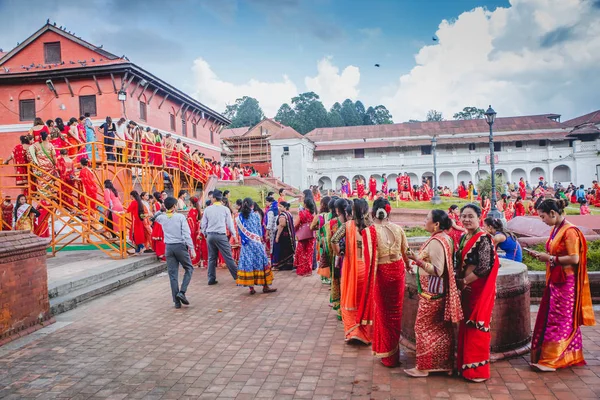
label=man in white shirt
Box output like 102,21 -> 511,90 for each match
200,190 -> 238,285
114,117 -> 128,162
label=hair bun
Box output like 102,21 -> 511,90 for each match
557,199 -> 567,211
375,208 -> 387,220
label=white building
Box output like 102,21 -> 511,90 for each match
269,110 -> 600,191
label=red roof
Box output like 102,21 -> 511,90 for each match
306,114 -> 563,142
269,126 -> 305,140
220,127 -> 249,139
563,110 -> 600,128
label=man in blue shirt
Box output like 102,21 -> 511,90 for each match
576,185 -> 586,202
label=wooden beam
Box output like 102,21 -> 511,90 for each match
137,82 -> 149,101
147,87 -> 159,105
218,124 -> 225,134
110,73 -> 117,93
92,75 -> 102,95
187,108 -> 196,122
64,77 -> 74,97
158,93 -> 169,110
130,80 -> 141,97
119,72 -> 128,90
122,74 -> 134,91
203,116 -> 210,128
181,105 -> 190,120
175,103 -> 184,117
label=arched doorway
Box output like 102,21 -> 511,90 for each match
335,175 -> 349,189
457,170 -> 472,185
553,165 -> 571,183
511,168 -> 526,183
478,170 -> 489,180
496,169 -> 508,181
318,176 -> 332,190
530,167 -> 545,184
439,171 -> 454,189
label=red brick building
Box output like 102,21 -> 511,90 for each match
0,23 -> 229,160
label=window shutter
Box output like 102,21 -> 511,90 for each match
19,99 -> 36,121
79,95 -> 97,117
44,42 -> 61,64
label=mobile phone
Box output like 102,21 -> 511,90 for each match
523,248 -> 536,254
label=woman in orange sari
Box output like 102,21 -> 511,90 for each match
187,196 -> 202,266
332,198 -> 372,344
405,210 -> 463,377
358,198 -> 410,367
529,199 -> 594,372
455,203 -> 499,382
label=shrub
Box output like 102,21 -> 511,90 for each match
476,175 -> 505,198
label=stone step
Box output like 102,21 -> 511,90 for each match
48,255 -> 158,299
49,261 -> 166,316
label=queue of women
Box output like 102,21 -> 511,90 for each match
293,192 -> 594,382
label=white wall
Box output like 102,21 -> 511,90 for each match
270,138 -> 315,190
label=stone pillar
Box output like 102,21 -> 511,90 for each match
0,231 -> 53,346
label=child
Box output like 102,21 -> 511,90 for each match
153,196 -> 195,309
580,199 -> 591,215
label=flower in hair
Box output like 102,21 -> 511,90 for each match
385,204 -> 392,214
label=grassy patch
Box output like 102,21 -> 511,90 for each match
219,185 -> 264,204
404,226 -> 430,238
391,198 -> 471,210
522,241 -> 600,272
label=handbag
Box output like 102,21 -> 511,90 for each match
296,222 -> 314,241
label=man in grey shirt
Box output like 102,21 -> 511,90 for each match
153,197 -> 195,308
200,189 -> 238,285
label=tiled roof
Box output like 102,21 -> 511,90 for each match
220,127 -> 249,139
306,114 -> 563,142
567,123 -> 600,137
241,118 -> 285,137
269,126 -> 305,141
562,110 -> 600,128
314,131 -> 568,152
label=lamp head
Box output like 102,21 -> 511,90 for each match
485,105 -> 496,125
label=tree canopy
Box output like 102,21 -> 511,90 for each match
223,96 -> 264,128
426,110 -> 444,122
453,106 -> 485,120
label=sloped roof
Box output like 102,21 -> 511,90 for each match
241,118 -> 285,137
306,114 -> 564,142
562,110 -> 600,128
220,127 -> 249,139
269,126 -> 306,141
0,23 -> 119,67
567,123 -> 600,137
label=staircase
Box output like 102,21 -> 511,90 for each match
0,140 -> 212,259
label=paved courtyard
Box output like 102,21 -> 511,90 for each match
1,268 -> 600,400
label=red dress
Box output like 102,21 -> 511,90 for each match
56,156 -> 76,208
151,202 -> 165,260
294,209 -> 315,276
79,167 -> 98,213
187,208 -> 202,266
519,181 -> 527,200
447,213 -> 464,251
11,144 -> 29,186
127,200 -> 146,246
34,200 -> 50,238
29,126 -> 49,143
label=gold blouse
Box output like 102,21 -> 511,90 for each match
375,223 -> 408,263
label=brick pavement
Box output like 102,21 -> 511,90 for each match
1,268 -> 600,400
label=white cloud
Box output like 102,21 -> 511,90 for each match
382,0 -> 600,122
192,56 -> 361,117
305,57 -> 360,109
191,58 -> 298,117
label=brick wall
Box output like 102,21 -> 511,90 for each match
0,231 -> 53,346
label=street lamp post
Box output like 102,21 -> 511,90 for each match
281,153 -> 285,183
431,136 -> 441,204
485,105 -> 502,219
477,158 -> 481,181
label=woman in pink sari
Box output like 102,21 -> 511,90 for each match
222,163 -> 232,180
529,199 -> 594,372
103,180 -> 124,239
358,198 -> 410,367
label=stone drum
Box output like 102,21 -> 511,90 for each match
401,259 -> 531,360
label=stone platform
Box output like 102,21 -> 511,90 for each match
2,268 -> 600,399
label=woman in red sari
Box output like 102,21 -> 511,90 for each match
405,210 -> 463,377
187,196 -> 202,266
529,199 -> 594,372
447,205 -> 466,251
356,178 -> 366,199
151,192 -> 166,261
29,118 -> 49,144
480,194 -> 491,222
369,176 -> 377,200
127,191 -> 147,255
34,199 -> 51,238
3,136 -> 32,188
65,118 -> 81,156
78,158 -> 98,217
457,181 -> 468,199
358,198 -> 410,367
518,177 -> 527,200
332,198 -> 372,344
56,150 -> 76,209
515,196 -> 526,217
455,203 -> 500,382
294,196 -> 317,276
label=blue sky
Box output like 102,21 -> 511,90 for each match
0,0 -> 598,121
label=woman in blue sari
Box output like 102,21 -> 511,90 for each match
236,197 -> 277,295
273,201 -> 296,270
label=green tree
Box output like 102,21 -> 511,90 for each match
407,119 -> 421,123
223,96 -> 264,128
327,110 -> 344,127
290,92 -> 328,134
341,99 -> 361,126
426,109 -> 444,122
453,106 -> 485,120
355,100 -> 366,121
274,103 -> 295,127
372,105 -> 393,124
364,106 -> 376,125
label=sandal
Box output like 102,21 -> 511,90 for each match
249,288 -> 256,295
263,287 -> 277,294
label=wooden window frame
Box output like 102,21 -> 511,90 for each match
192,123 -> 197,138
44,42 -> 61,64
79,95 -> 97,117
139,101 -> 147,121
181,118 -> 187,137
354,149 -> 365,158
170,114 -> 176,132
19,99 -> 36,121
